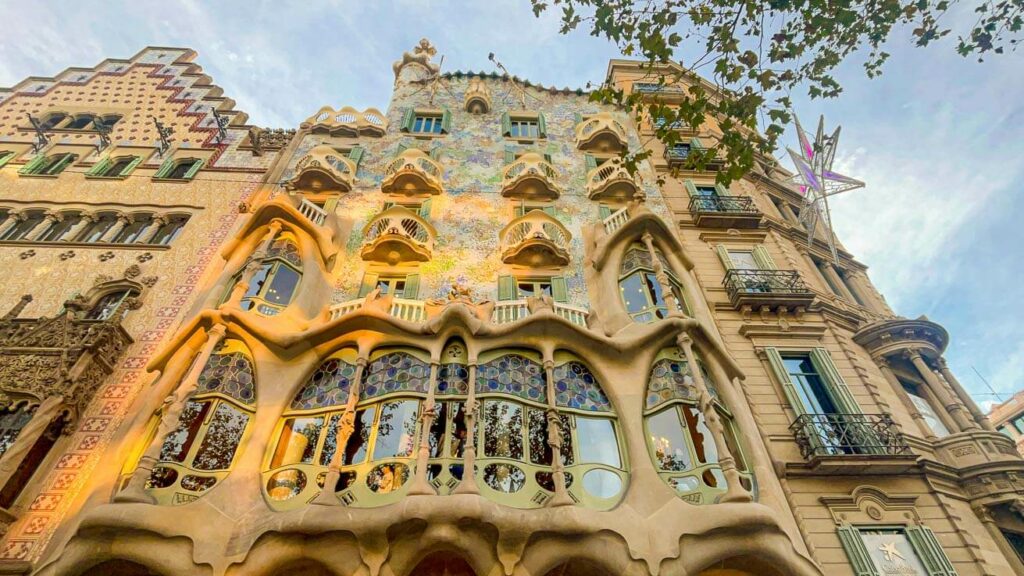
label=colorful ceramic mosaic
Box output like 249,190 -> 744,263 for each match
646,359 -> 719,410
552,361 -> 612,412
359,352 -> 431,400
437,363 -> 470,396
195,347 -> 256,406
475,354 -> 546,403
266,237 -> 302,269
290,357 -> 357,411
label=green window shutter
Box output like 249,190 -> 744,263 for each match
809,348 -> 862,414
19,154 -> 47,175
358,272 -> 379,298
542,206 -> 556,217
537,112 -> 547,138
504,145 -> 516,164
0,151 -> 14,169
514,205 -> 525,219
752,245 -> 777,270
403,273 -> 421,299
764,347 -> 808,416
429,146 -> 442,161
48,153 -> 76,174
906,526 -> 957,576
501,112 -> 511,136
714,183 -> 730,196
86,157 -> 111,176
715,244 -> 734,270
497,275 -> 515,301
348,145 -> 365,169
690,137 -> 704,150
382,202 -> 395,211
440,108 -> 452,133
599,205 -> 612,220
121,156 -> 143,176
396,142 -> 409,154
683,179 -> 699,197
836,525 -> 880,576
154,157 -> 175,178
584,154 -> 598,172
401,109 -> 415,132
182,159 -> 203,180
551,276 -> 568,303
418,198 -> 432,219
543,153 -> 553,164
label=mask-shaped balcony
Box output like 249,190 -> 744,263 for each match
360,206 -> 436,264
464,77 -> 492,114
499,210 -> 572,267
575,112 -> 628,153
586,159 -> 640,201
501,152 -> 561,201
301,106 -> 387,137
381,149 -> 444,196
284,145 -> 356,193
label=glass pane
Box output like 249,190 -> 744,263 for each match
647,408 -> 692,471
483,400 -> 523,459
366,462 -> 409,493
340,407 -> 377,465
373,400 -> 419,459
528,408 -> 551,465
620,272 -> 651,314
860,529 -> 931,575
428,402 -> 447,458
517,282 -> 535,299
414,117 -> 424,132
192,402 -> 250,471
582,469 -> 622,499
483,463 -> 525,493
645,272 -> 671,319
903,386 -> 951,437
576,417 -> 620,467
682,406 -> 718,465
271,417 -> 323,468
243,264 -> 272,303
448,402 -> 467,457
264,264 -> 300,305
728,251 -> 759,270
159,400 -> 210,462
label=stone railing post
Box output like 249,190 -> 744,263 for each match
312,357 -> 367,506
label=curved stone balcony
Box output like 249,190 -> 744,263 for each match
499,210 -> 572,267
464,77 -> 492,113
283,144 -> 356,192
586,159 -> 640,201
360,206 -> 436,264
300,105 -> 387,136
575,112 -> 628,153
501,152 -> 561,200
381,148 -> 444,196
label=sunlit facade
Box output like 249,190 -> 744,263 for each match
0,41 -> 1019,576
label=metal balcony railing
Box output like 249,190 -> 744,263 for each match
723,269 -> 808,296
790,413 -> 911,459
688,195 -> 759,215
633,82 -> 685,95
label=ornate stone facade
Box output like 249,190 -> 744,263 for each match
0,42 -> 1017,576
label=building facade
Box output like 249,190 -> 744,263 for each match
988,393 -> 1024,458
0,40 -> 1018,576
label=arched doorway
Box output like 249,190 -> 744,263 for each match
698,556 -> 788,576
77,559 -> 163,576
408,552 -> 476,576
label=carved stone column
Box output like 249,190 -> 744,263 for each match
796,247 -> 830,294
224,221 -> 283,308
820,261 -> 858,303
62,214 -> 96,242
876,356 -> 937,441
846,271 -> 888,314
641,231 -> 683,317
0,395 -> 65,495
936,357 -> 994,431
114,323 -> 227,504
99,214 -> 132,243
25,212 -> 61,241
905,349 -> 974,432
408,361 -> 441,496
138,216 -> 168,245
2,295 -> 32,320
676,332 -> 751,503
0,213 -> 25,238
543,357 -> 573,507
974,505 -> 1024,574
312,357 -> 367,506
453,363 -> 480,495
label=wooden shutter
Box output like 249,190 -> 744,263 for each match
836,525 -> 880,576
403,274 -> 421,299
0,151 -> 14,169
715,244 -> 734,270
714,183 -> 730,197
752,245 -> 777,270
905,526 -> 957,576
48,153 -> 76,174
357,272 -> 379,298
348,145 -> 365,169
86,157 -> 111,176
440,108 -> 452,133
154,157 -> 175,178
809,348 -> 862,414
599,205 -> 612,220
504,144 -> 516,164
764,347 -> 808,416
501,112 -> 511,136
543,153 -> 553,164
19,154 -> 48,175
183,158 -> 204,180
497,275 -> 515,301
401,109 -> 415,132
551,276 -> 568,303
121,156 -> 144,176
418,199 -> 432,219
537,112 -> 547,138
683,179 -> 699,197
690,137 -> 704,150
584,154 -> 598,172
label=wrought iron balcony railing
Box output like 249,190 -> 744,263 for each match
688,195 -> 759,215
790,413 -> 911,459
723,269 -> 807,296
633,82 -> 685,95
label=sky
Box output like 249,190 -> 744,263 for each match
0,0 -> 1021,410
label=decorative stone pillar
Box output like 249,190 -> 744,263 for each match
453,363 -> 480,495
138,215 -> 168,245
974,505 -> 1024,574
99,214 -> 133,243
115,323 -> 228,504
0,395 -> 65,493
224,221 -> 283,308
312,357 -> 367,506
63,214 -> 96,242
25,212 -> 61,241
777,202 -> 800,224
676,332 -> 751,503
904,349 -> 974,432
876,356 -> 937,441
845,271 -> 884,314
2,295 -> 32,320
408,361 -> 441,495
936,357 -> 995,432
641,231 -> 684,317
796,248 -> 831,294
543,357 -> 573,507
0,212 -> 25,238
820,261 -> 858,303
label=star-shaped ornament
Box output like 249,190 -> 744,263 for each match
878,540 -> 906,562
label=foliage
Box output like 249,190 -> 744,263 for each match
531,0 -> 1023,183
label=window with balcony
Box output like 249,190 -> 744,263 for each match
0,411 -> 67,510
401,109 -> 451,135
501,112 -> 547,140
19,152 -> 78,176
228,232 -> 303,316
147,339 -> 256,505
357,272 -> 421,300
382,199 -> 431,219
900,379 -> 951,438
64,114 -> 98,130
87,155 -> 142,179
838,525 -> 957,576
155,157 -> 203,181
618,243 -> 687,323
0,151 -> 15,169
513,203 -> 554,219
0,211 -> 44,240
38,113 -> 67,130
497,275 -> 567,303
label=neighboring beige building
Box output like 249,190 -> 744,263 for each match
988,392 -> 1024,457
0,40 -> 1018,576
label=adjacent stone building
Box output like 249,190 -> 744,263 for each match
988,393 -> 1024,458
0,40 -> 1019,575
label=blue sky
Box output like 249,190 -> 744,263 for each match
1,1 -> 1021,409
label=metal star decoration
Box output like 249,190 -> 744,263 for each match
878,540 -> 906,563
786,114 -> 865,262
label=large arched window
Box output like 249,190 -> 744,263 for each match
644,348 -> 752,504
618,242 -> 688,323
148,339 -> 255,505
475,349 -> 626,509
230,231 -> 303,316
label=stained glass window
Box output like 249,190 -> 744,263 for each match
475,354 -> 546,403
290,357 -> 357,411
361,352 -> 432,400
552,361 -> 612,412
